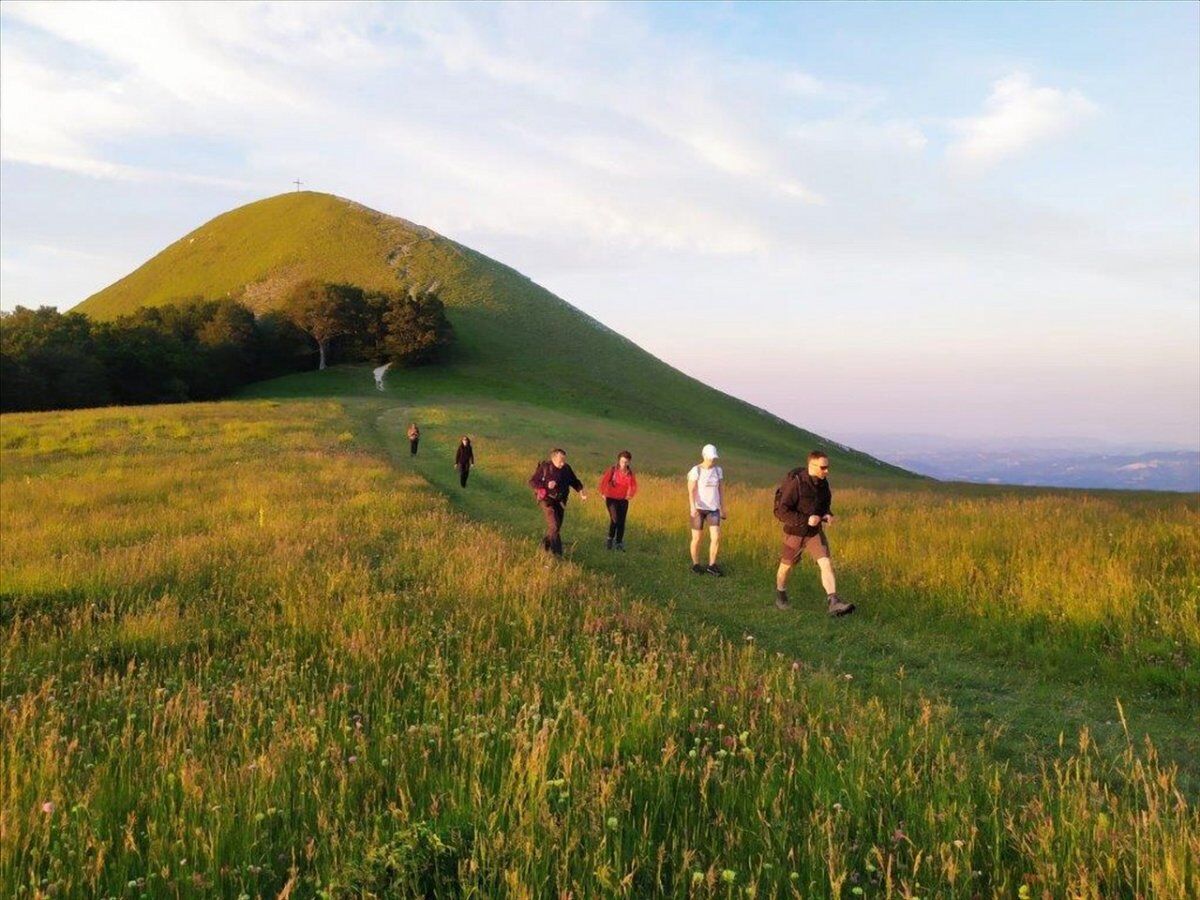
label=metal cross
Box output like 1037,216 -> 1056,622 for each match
293,179 -> 303,192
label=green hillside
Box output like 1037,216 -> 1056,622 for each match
74,192 -> 908,480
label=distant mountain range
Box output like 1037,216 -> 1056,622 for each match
837,433 -> 1200,492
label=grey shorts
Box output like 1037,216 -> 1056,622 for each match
690,509 -> 722,530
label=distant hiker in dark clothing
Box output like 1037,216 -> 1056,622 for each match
528,448 -> 588,558
598,451 -> 638,550
773,449 -> 854,616
454,436 -> 475,487
407,423 -> 420,456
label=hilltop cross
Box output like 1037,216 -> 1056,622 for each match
293,179 -> 303,192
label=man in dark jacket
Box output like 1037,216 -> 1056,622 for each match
528,448 -> 588,558
774,449 -> 854,616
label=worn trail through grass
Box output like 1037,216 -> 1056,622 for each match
362,397 -> 1199,782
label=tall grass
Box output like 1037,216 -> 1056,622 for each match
2,400 -> 1196,897
395,400 -> 1199,683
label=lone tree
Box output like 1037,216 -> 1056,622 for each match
383,290 -> 454,367
282,281 -> 366,370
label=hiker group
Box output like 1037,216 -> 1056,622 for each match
407,422 -> 854,617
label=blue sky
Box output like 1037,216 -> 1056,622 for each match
1,1 -> 1197,446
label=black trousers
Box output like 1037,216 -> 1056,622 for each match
605,498 -> 629,542
458,465 -> 470,487
409,438 -> 419,456
540,501 -> 565,556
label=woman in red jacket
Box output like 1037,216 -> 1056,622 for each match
598,450 -> 638,551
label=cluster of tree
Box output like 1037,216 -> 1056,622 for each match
0,300 -> 313,412
0,282 -> 454,413
282,281 -> 453,371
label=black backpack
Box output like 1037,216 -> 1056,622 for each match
773,471 -> 798,522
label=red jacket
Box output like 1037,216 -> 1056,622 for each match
598,465 -> 638,500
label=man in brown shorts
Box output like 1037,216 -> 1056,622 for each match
772,450 -> 855,616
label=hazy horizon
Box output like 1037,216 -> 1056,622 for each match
2,1 -> 1197,446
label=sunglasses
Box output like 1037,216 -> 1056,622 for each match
818,465 -> 830,471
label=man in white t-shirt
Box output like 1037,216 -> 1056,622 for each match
687,444 -> 726,576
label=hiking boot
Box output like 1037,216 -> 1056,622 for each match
827,594 -> 855,617
691,563 -> 706,575
706,564 -> 725,577
775,590 -> 791,610
605,538 -> 613,551
614,541 -> 625,552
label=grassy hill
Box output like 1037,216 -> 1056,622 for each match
8,193 -> 1191,894
74,191 -> 907,480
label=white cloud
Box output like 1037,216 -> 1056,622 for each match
947,72 -> 1097,169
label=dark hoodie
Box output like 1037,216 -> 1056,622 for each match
529,460 -> 583,504
455,442 -> 475,468
776,468 -> 832,537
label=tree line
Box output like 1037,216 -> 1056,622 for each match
0,281 -> 453,413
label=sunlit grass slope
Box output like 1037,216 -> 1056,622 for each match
72,192 -> 907,479
3,400 -> 1197,898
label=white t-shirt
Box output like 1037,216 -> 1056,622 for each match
688,464 -> 724,511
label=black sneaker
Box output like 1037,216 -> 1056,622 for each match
706,564 -> 724,577
827,594 -> 855,617
775,590 -> 791,610
691,563 -> 706,575
614,542 -> 625,552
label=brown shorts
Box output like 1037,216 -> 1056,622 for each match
780,531 -> 830,565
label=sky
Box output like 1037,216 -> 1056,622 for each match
1,0 -> 1197,447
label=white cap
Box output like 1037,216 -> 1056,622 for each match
701,443 -> 719,460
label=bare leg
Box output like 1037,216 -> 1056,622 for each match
776,561 -> 793,591
817,557 -> 837,594
708,527 -> 721,565
690,530 -> 703,564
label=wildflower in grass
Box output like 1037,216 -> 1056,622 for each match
1018,886 -> 1031,900
40,801 -> 54,814
692,871 -> 705,885
606,816 -> 619,830
851,889 -> 863,897
790,872 -> 800,881
721,869 -> 736,884
348,755 -> 357,763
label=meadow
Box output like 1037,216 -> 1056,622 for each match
2,383 -> 1197,898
